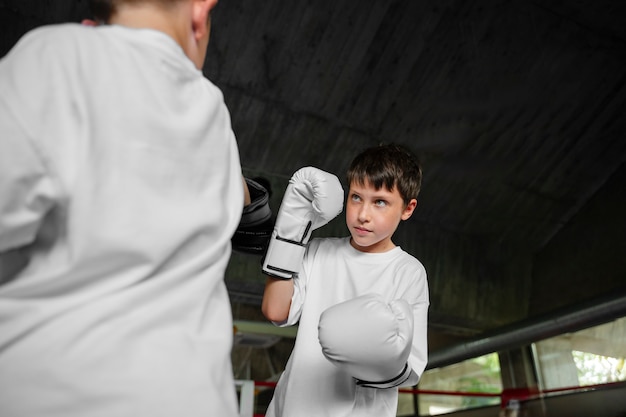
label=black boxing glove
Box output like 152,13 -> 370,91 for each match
232,178 -> 273,255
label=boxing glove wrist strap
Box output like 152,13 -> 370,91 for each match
263,238 -> 307,280
356,363 -> 412,389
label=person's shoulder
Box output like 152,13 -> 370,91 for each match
394,248 -> 427,276
390,249 -> 428,300
6,24 -> 94,61
1,24 -> 87,84
20,23 -> 89,45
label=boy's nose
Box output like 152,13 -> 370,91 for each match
357,204 -> 370,222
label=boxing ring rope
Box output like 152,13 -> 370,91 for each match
242,380 -> 626,417
247,380 -> 501,417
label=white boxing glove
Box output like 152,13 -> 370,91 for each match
262,167 -> 344,279
318,293 -> 414,389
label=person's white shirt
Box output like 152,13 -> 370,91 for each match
267,237 -> 429,417
0,23 -> 242,417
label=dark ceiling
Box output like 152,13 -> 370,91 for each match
205,0 -> 626,251
2,0 -> 625,345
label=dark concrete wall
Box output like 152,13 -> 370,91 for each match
530,162 -> 626,316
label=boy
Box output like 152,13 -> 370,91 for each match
261,144 -> 429,416
0,1 -> 248,416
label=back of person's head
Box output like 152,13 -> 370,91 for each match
88,0 -> 215,70
89,0 -> 183,23
90,0 -> 114,23
347,143 -> 422,205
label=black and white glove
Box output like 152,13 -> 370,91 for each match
262,167 -> 343,279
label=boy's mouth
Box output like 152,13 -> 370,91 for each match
354,226 -> 371,235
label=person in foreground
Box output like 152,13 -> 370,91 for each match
0,1 -> 250,416
261,144 -> 430,416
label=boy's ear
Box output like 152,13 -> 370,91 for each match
401,199 -> 418,221
191,0 -> 218,41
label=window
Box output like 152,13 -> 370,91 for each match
404,352 -> 501,415
533,316 -> 626,390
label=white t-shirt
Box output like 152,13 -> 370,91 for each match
267,237 -> 429,417
0,24 -> 243,417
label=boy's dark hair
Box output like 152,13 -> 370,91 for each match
347,143 -> 422,205
90,0 -> 114,22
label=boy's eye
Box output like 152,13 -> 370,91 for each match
351,194 -> 362,202
375,200 -> 387,207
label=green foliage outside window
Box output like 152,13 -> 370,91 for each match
458,353 -> 501,407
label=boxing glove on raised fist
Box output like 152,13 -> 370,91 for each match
318,293 -> 414,389
262,167 -> 344,280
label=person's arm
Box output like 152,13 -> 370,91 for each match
406,275 -> 430,386
261,277 -> 294,323
260,167 -> 344,323
242,176 -> 251,207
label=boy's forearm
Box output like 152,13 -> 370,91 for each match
261,276 -> 293,323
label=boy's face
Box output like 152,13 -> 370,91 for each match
346,179 -> 417,253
